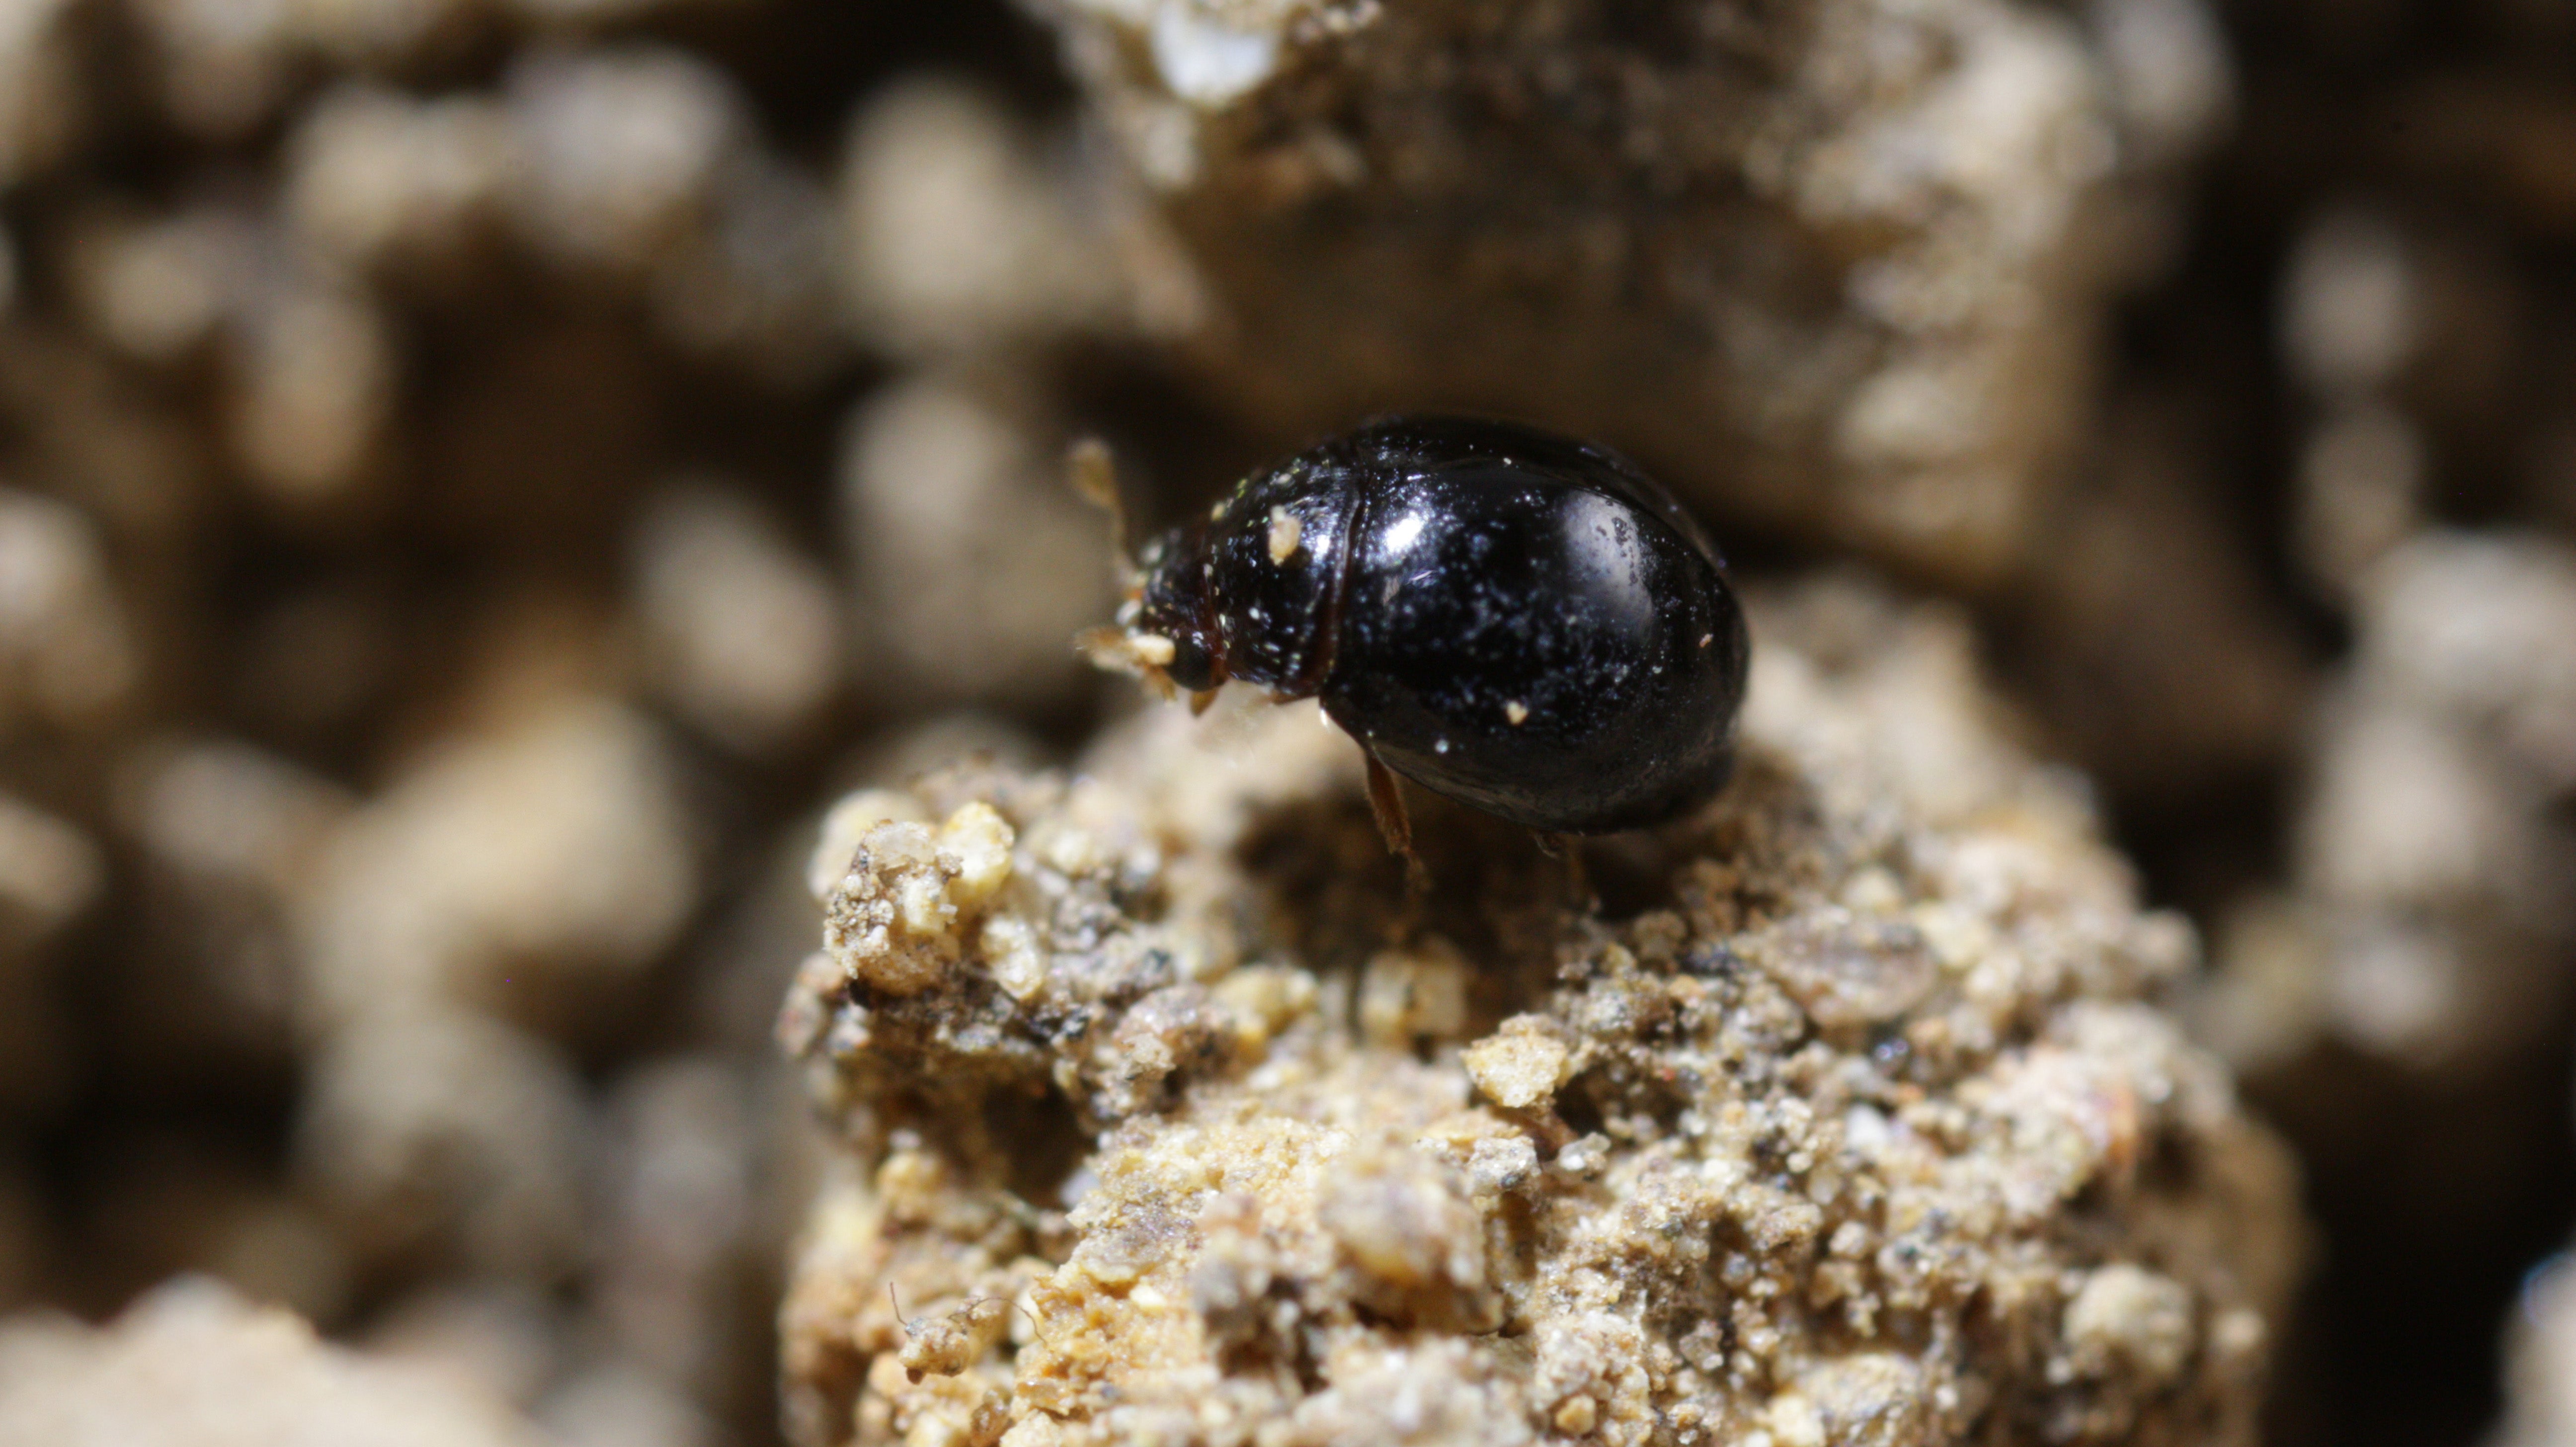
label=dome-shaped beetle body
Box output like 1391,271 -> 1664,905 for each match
1119,416 -> 1750,837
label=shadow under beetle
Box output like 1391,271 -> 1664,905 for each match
1083,415 -> 1751,857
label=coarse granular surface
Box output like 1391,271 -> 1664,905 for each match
777,579 -> 2303,1447
7,1 -> 2576,1444
1022,0 -> 2230,587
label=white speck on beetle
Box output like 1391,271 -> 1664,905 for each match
1505,701 -> 1529,725
1698,633 -> 1713,648
1268,507 -> 1302,563
1434,738 -> 1450,754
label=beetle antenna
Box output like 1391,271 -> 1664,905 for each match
1067,437 -> 1137,582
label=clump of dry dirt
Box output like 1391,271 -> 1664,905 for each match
777,577 -> 2304,1447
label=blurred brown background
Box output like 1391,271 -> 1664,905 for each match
0,0 -> 2571,1444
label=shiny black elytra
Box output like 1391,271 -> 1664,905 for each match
1093,416 -> 1751,849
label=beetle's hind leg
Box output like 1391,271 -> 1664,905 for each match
1363,751 -> 1413,857
1531,832 -> 1595,911
1363,752 -> 1429,894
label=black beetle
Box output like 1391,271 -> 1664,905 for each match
1083,416 -> 1750,853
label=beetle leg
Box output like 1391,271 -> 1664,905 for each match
1189,688 -> 1220,717
1364,752 -> 1411,855
1560,837 -> 1595,910
1529,832 -> 1594,907
1363,752 -> 1428,891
